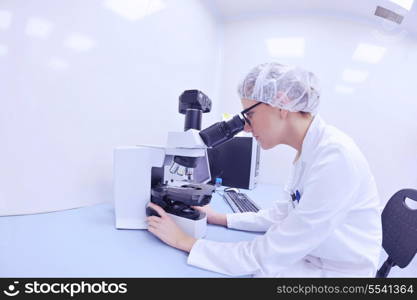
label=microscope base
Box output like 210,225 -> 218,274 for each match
168,212 -> 207,239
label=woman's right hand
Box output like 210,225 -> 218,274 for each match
192,205 -> 227,227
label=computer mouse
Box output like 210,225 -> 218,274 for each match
225,187 -> 240,193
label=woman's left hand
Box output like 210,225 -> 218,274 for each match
147,202 -> 197,252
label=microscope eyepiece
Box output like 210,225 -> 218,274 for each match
199,115 -> 245,148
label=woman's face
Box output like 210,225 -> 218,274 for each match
241,98 -> 286,150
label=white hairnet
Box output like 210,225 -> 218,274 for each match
237,62 -> 320,114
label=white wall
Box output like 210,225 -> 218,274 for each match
0,0 -> 223,215
218,15 -> 417,204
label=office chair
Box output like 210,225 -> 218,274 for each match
376,189 -> 417,278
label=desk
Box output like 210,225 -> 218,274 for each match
0,184 -> 284,277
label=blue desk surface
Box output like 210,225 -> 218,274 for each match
0,184 -> 284,277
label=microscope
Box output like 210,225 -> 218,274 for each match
113,90 -> 245,238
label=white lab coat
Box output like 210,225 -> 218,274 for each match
187,114 -> 382,277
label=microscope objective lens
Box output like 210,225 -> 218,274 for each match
177,166 -> 185,176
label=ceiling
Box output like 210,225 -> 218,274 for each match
203,0 -> 417,37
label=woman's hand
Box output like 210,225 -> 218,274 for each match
146,202 -> 197,252
192,205 -> 227,227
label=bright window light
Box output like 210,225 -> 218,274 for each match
390,0 -> 414,10
342,69 -> 369,83
104,0 -> 166,21
25,17 -> 53,39
0,44 -> 8,56
335,84 -> 355,94
64,33 -> 96,52
266,38 -> 305,58
352,43 -> 386,64
0,10 -> 12,30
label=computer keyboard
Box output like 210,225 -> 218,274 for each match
222,190 -> 260,213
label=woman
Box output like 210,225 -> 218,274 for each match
147,62 -> 382,277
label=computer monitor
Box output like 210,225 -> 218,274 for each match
207,136 -> 260,189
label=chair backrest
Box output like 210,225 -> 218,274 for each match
381,188 -> 417,268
